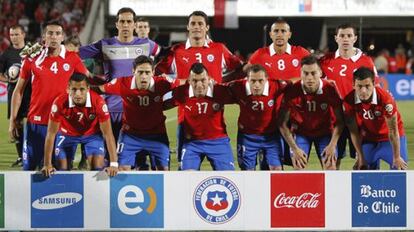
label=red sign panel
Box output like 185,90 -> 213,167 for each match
271,173 -> 325,227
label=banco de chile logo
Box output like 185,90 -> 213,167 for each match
193,176 -> 241,224
352,172 -> 406,227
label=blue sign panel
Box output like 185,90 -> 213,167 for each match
352,172 -> 406,227
31,174 -> 84,228
110,174 -> 164,228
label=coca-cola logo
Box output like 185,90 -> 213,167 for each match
273,192 -> 321,208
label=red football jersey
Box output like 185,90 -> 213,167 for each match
227,79 -> 289,135
281,79 -> 342,137
155,40 -> 242,83
249,44 -> 310,80
50,91 -> 110,136
20,46 -> 88,125
104,76 -> 176,135
343,87 -> 405,142
320,49 -> 376,98
172,84 -> 234,140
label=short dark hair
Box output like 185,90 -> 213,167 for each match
10,24 -> 25,33
42,20 -> 64,34
188,11 -> 209,25
353,67 -> 375,83
246,64 -> 268,78
301,55 -> 321,68
137,17 -> 149,23
272,17 -> 290,30
64,35 -> 81,47
336,23 -> 357,35
190,62 -> 208,75
116,7 -> 136,22
133,55 -> 154,69
69,73 -> 88,84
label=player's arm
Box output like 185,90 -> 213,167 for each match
322,107 -> 344,168
41,119 -> 59,177
0,73 -> 6,82
99,119 -> 119,176
385,114 -> 407,170
344,115 -> 367,170
222,45 -> 245,82
278,108 -> 307,169
8,76 -> 29,141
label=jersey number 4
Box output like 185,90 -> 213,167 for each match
50,62 -> 58,74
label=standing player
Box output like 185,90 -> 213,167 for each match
248,18 -> 310,169
248,18 -> 310,82
156,10 -> 243,169
0,24 -> 31,167
343,67 -> 407,170
278,55 -> 344,170
227,64 -> 289,170
41,73 -> 118,177
79,8 -> 160,152
9,20 -> 89,170
320,23 -> 376,169
171,63 -> 235,170
100,55 -> 180,171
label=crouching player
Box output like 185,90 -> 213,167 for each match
227,64 -> 289,170
42,73 -> 118,177
172,63 -> 235,170
343,67 -> 408,170
101,55 -> 181,171
279,55 -> 344,170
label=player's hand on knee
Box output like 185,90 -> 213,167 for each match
292,148 -> 307,169
105,166 -> 118,177
393,157 -> 408,170
41,165 -> 56,178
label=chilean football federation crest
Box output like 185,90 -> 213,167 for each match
193,176 -> 241,224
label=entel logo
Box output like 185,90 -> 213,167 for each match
274,192 -> 321,208
396,79 -> 414,96
32,192 -> 82,210
117,185 -> 157,215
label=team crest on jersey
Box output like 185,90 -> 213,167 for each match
212,102 -> 221,111
320,103 -> 328,111
135,48 -> 143,55
63,63 -> 70,71
193,176 -> 241,225
268,99 -> 274,107
292,59 -> 299,67
374,110 -> 382,117
89,114 -> 96,120
102,104 -> 108,113
385,104 -> 393,115
207,54 -> 215,62
154,96 -> 161,102
51,104 -> 58,113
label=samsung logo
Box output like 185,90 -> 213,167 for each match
32,192 -> 82,210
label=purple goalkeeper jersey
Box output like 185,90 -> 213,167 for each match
79,36 -> 160,112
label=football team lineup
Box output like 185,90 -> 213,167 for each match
1,8 -> 412,174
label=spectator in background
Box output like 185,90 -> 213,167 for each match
395,43 -> 407,74
374,49 -> 389,74
382,49 -> 398,73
